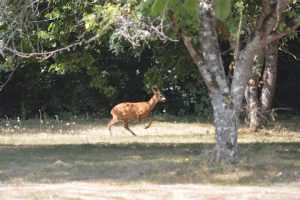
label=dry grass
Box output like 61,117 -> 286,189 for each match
0,117 -> 299,188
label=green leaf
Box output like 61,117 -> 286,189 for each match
214,0 -> 232,20
184,0 -> 198,14
37,31 -> 50,39
151,0 -> 168,16
83,13 -> 97,31
278,22 -> 286,32
287,10 -> 297,18
49,63 -> 66,75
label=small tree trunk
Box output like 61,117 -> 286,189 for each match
261,40 -> 279,112
245,52 -> 265,131
247,83 -> 261,131
245,40 -> 279,131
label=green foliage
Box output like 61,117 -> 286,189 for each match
49,51 -> 95,74
83,13 -> 97,31
0,56 -> 15,71
0,21 -> 6,33
214,0 -> 232,21
146,0 -> 200,40
144,42 -> 212,116
220,1 -> 245,40
87,67 -> 116,97
182,0 -> 200,32
278,22 -> 287,32
278,2 -> 300,41
96,3 -> 123,36
151,0 -> 168,16
183,0 -> 198,15
144,67 -> 165,89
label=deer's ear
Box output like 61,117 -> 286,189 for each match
152,86 -> 158,92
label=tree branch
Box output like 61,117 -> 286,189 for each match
2,34 -> 101,61
0,65 -> 19,92
267,18 -> 300,43
198,1 -> 229,94
181,30 -> 214,89
181,31 -> 205,68
113,15 -> 178,48
263,0 -> 290,35
256,0 -> 271,30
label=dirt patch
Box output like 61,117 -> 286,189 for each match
0,183 -> 299,200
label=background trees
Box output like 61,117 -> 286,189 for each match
0,0 -> 212,119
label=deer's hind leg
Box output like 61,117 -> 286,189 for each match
123,119 -> 137,136
107,118 -> 119,136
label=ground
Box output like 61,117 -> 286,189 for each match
0,118 -> 299,199
1,183 -> 300,200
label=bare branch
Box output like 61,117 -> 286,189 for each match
267,18 -> 300,43
0,66 -> 19,92
112,15 -> 178,49
279,46 -> 300,61
2,34 -> 100,61
264,107 -> 293,113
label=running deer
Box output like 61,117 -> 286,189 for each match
107,87 -> 166,136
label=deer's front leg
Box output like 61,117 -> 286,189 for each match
144,116 -> 153,129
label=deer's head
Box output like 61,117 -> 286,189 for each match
152,87 -> 166,103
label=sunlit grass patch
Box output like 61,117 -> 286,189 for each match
0,118 -> 299,187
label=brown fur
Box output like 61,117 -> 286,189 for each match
107,88 -> 166,136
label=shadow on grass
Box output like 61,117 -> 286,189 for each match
0,142 -> 299,185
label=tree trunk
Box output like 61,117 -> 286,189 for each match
246,53 -> 266,131
210,92 -> 238,163
246,83 -> 260,131
245,40 -> 279,131
182,1 -> 238,163
261,40 -> 279,112
183,34 -> 238,162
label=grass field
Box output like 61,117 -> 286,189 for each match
0,117 -> 300,199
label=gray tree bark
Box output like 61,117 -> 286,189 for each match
183,1 -> 239,163
261,40 -> 279,112
246,83 -> 261,131
245,53 -> 266,131
245,40 -> 279,131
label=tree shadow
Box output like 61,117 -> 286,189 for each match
0,142 -> 299,185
